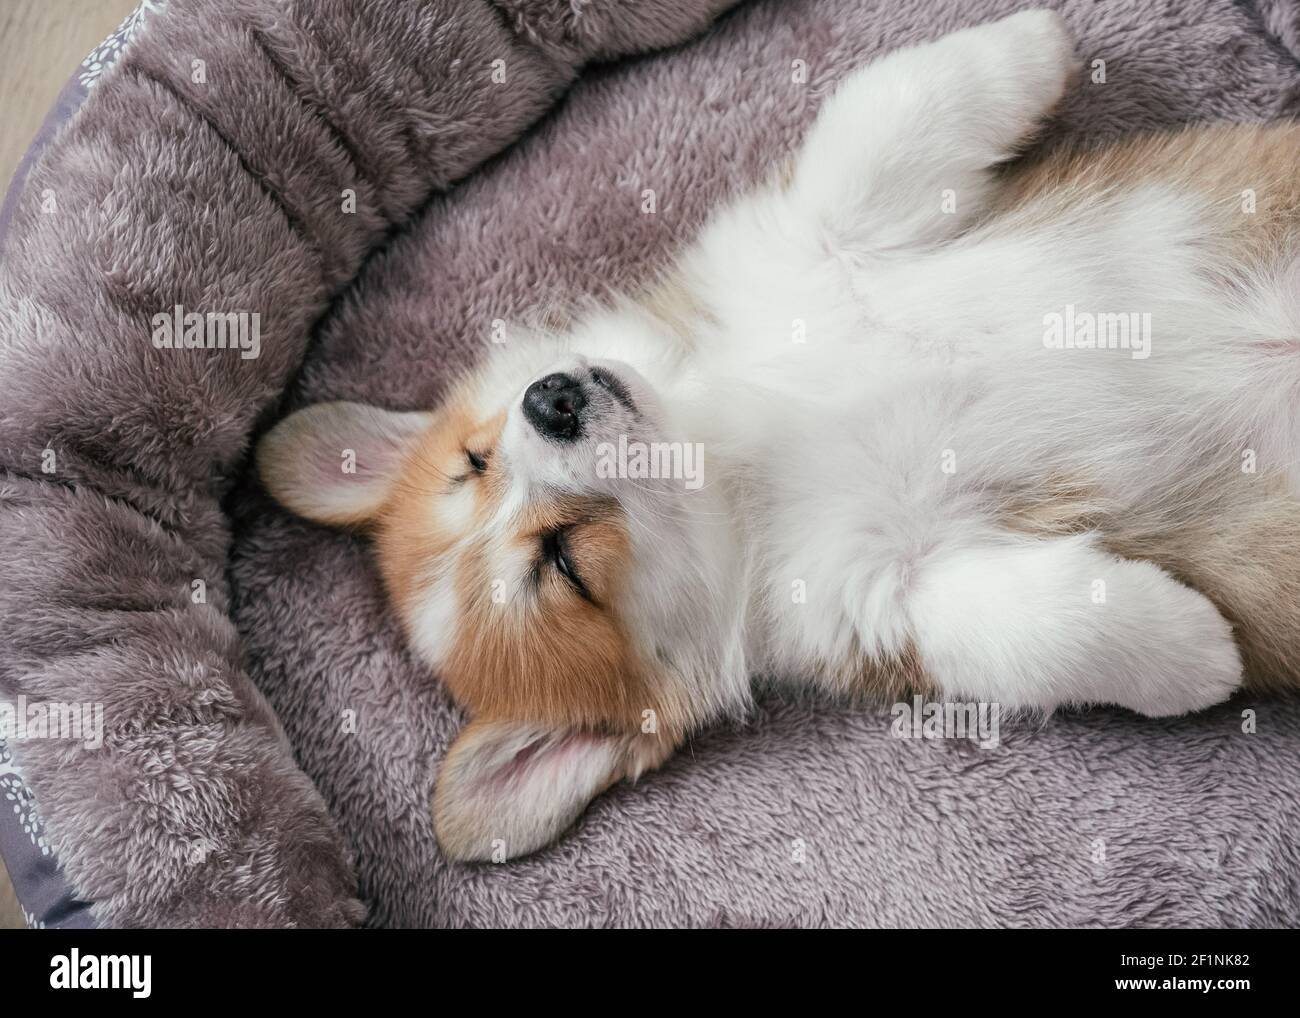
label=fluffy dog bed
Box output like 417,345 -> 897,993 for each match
3,0 -> 1300,928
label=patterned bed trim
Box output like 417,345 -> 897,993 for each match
0,740 -> 92,928
79,1 -> 166,89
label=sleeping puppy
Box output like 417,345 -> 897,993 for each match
259,10 -> 1300,861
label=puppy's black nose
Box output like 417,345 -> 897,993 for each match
523,372 -> 587,441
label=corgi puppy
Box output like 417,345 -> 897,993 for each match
260,10 -> 1300,862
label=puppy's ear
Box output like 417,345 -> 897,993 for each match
433,718 -> 674,862
257,401 -> 433,527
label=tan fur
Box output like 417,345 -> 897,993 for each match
814,640 -> 933,702
442,498 -> 663,732
995,123 -> 1300,268
374,381 -> 685,742
372,394 -> 484,603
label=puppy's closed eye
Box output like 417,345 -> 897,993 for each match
542,529 -> 592,601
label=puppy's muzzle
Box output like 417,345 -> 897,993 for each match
523,372 -> 587,442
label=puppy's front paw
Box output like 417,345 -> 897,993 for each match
957,9 -> 1081,139
996,9 -> 1077,51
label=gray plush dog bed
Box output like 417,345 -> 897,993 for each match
2,0 -> 1300,928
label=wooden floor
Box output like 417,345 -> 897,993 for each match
0,866 -> 19,930
0,0 -> 138,192
0,0 -> 140,929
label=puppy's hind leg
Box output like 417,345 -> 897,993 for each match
1112,494 -> 1300,698
789,9 -> 1080,253
907,534 -> 1243,717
